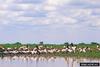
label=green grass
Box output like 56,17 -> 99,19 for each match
2,44 -> 22,49
48,51 -> 100,58
0,44 -> 100,58
1,44 -> 98,49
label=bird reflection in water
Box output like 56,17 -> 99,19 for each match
0,55 -> 100,67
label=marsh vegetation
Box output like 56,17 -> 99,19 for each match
0,42 -> 100,58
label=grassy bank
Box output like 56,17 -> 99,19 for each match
0,51 -> 100,58
0,43 -> 100,58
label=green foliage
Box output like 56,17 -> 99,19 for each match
78,43 -> 85,45
14,42 -> 21,45
39,42 -> 44,45
64,42 -> 69,45
91,42 -> 99,45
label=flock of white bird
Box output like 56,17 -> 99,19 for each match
0,45 -> 100,55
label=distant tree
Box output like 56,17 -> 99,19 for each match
5,43 -> 10,45
70,43 -> 74,46
39,41 -> 43,45
91,42 -> 99,45
13,42 -> 21,49
14,42 -> 21,45
64,42 -> 69,45
78,43 -> 86,45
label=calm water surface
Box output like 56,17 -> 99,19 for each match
0,56 -> 100,67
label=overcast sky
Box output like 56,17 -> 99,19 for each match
0,0 -> 100,44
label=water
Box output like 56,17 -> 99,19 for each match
0,56 -> 100,67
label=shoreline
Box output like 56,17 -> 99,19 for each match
0,44 -> 100,58
0,52 -> 100,59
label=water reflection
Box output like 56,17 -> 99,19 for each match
0,55 -> 100,67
